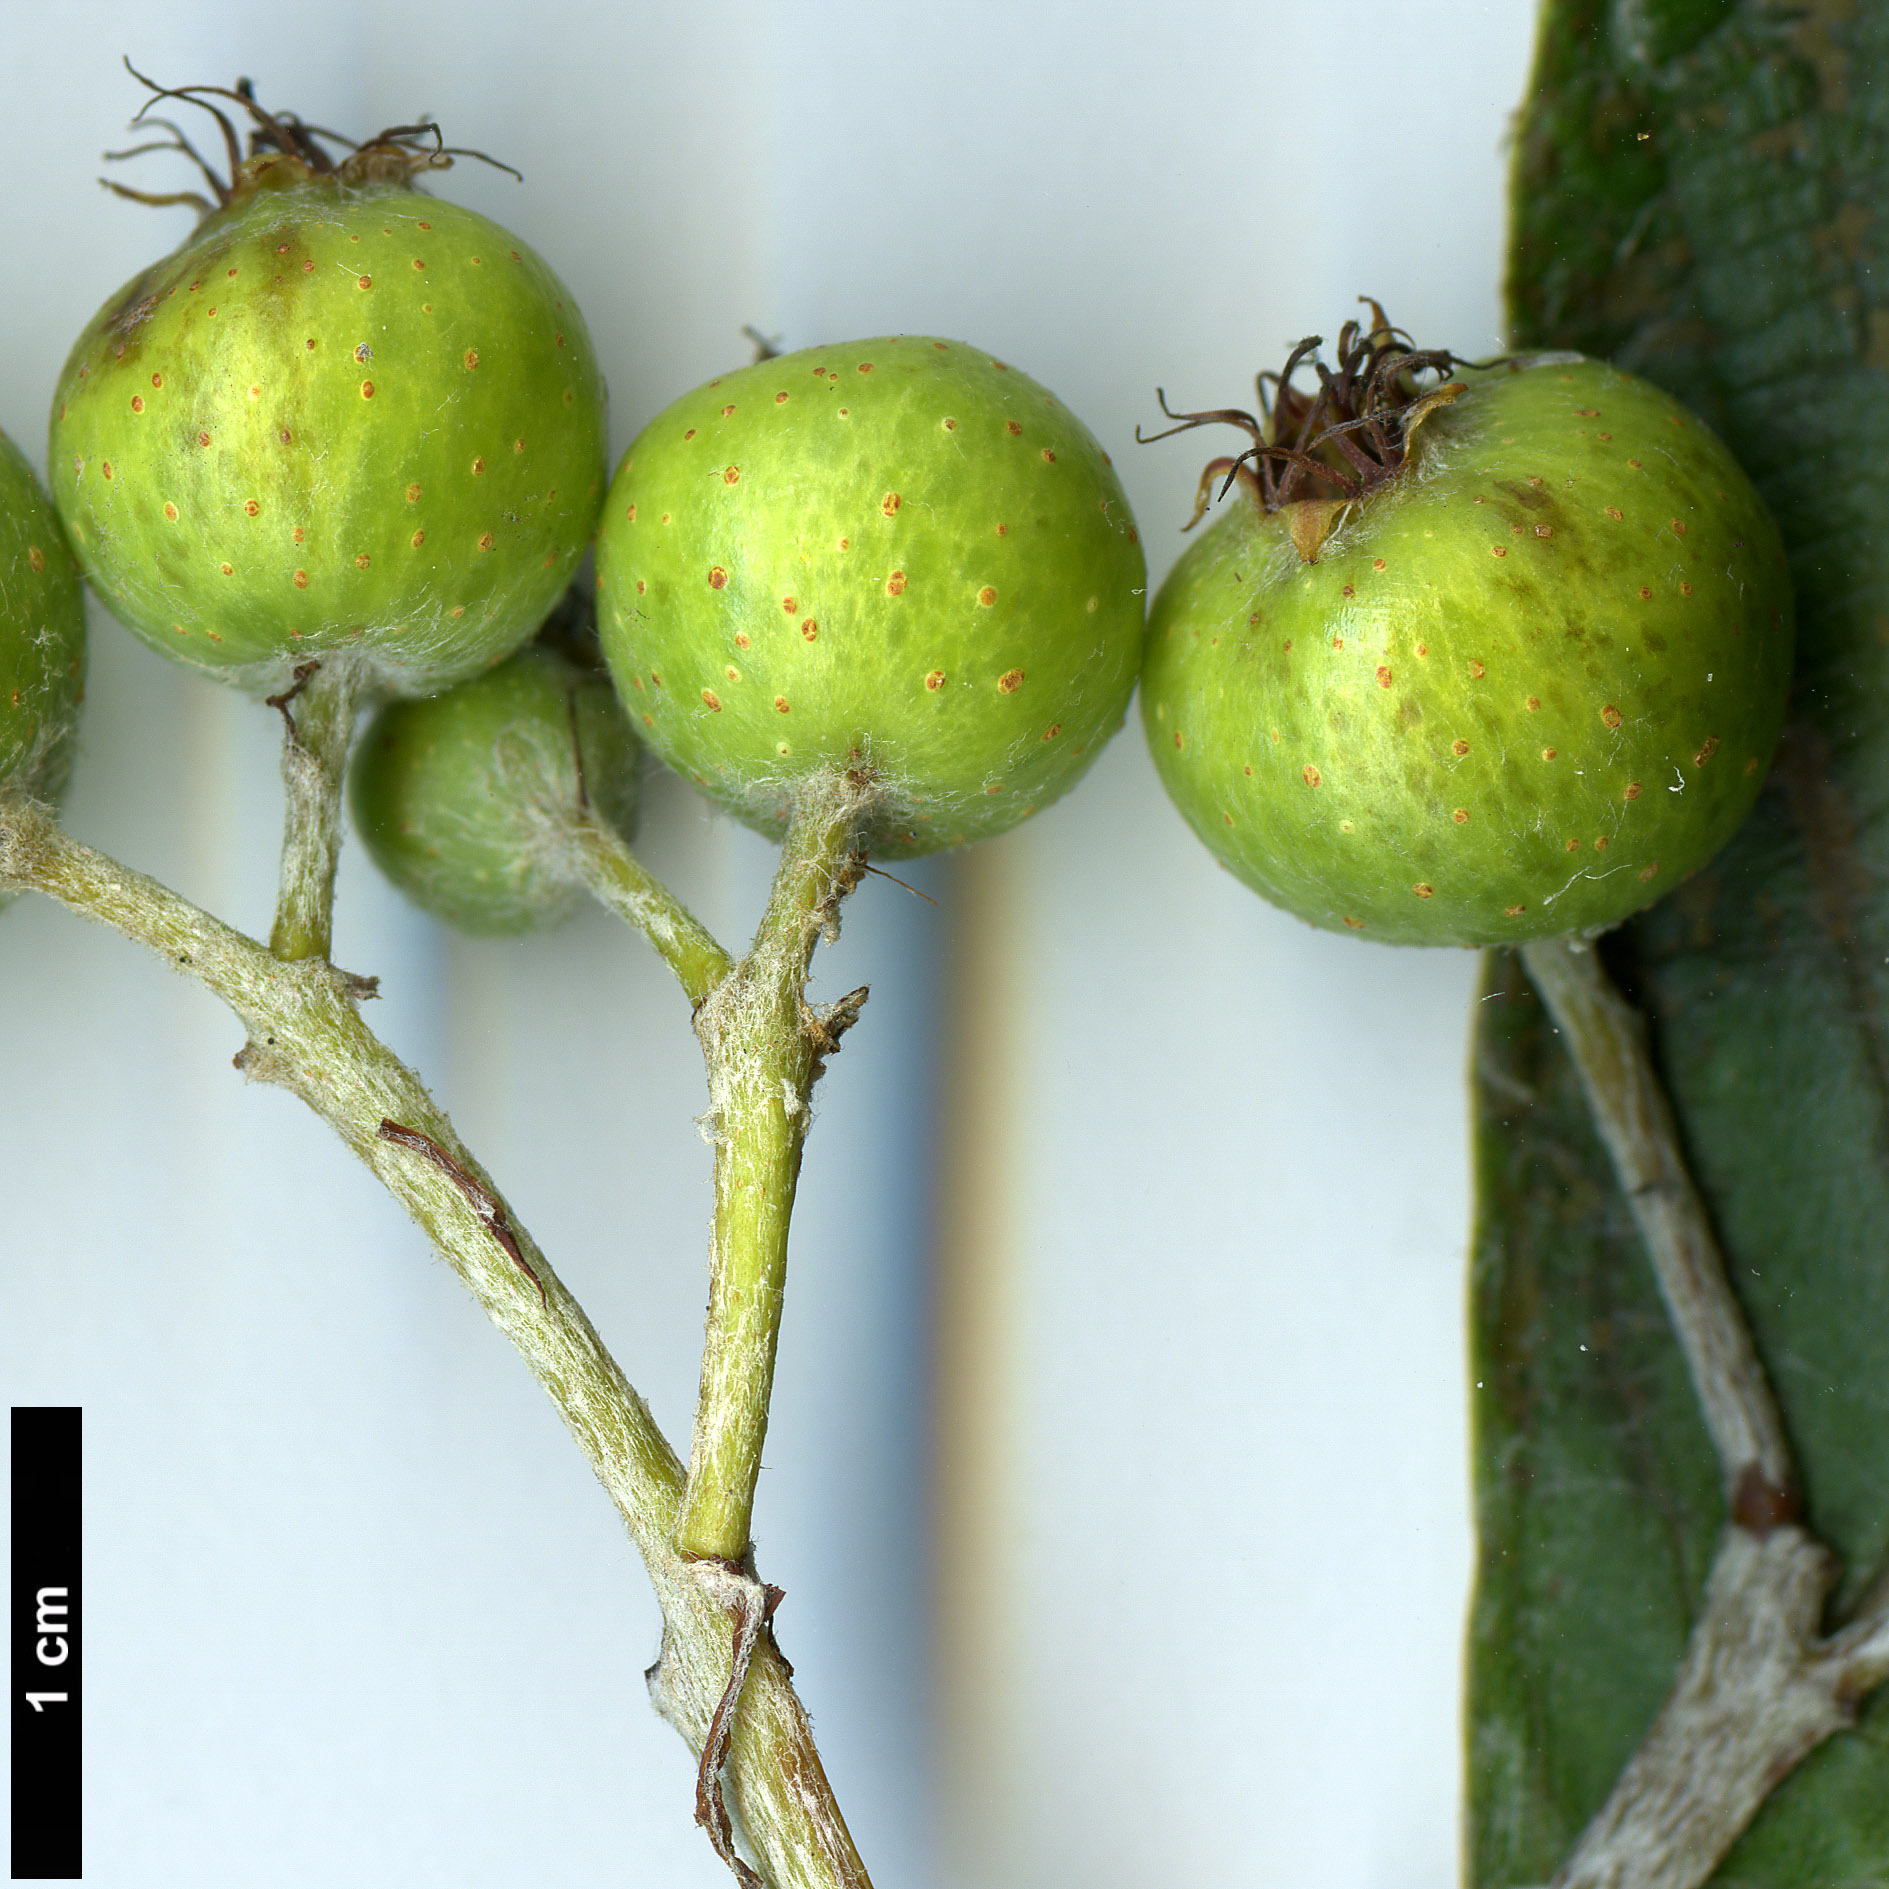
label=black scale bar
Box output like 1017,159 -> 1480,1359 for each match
11,1409 -> 80,1881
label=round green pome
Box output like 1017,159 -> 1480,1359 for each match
1141,353 -> 1792,945
50,149 -> 606,696
0,428 -> 86,805
350,641 -> 639,935
594,336 -> 1146,856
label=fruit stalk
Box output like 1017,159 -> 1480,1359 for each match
0,796 -> 872,1889
1521,935 -> 1889,1885
1519,936 -> 1793,1513
561,806 -> 734,1004
678,765 -> 875,1563
268,652 -> 370,962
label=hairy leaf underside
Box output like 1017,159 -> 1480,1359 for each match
1473,0 -> 1889,1881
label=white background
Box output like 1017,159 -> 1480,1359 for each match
0,4 -> 1536,1884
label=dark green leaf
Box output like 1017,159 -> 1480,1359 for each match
1473,0 -> 1889,1880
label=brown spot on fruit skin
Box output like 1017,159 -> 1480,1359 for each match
163,502 -> 177,521
1413,883 -> 1434,898
1504,903 -> 1527,918
131,395 -> 144,413
1639,863 -> 1660,882
1043,723 -> 1061,740
887,571 -> 907,595
27,548 -> 44,575
1453,808 -> 1469,824
782,596 -> 797,614
1007,421 -> 1023,436
702,690 -> 722,711
1491,544 -> 1508,558
1041,448 -> 1057,463
1343,916 -> 1364,929
882,493 -> 901,515
360,380 -> 375,399
478,532 -> 495,552
801,618 -> 818,640
411,531 -> 424,548
1452,739 -> 1470,756
724,466 -> 741,485
1695,736 -> 1720,766
774,696 -> 790,712
245,500 -> 260,517
1606,507 -> 1623,522
978,586 -> 998,606
1173,731 -> 1185,751
1625,781 -> 1643,800
998,669 -> 1024,693
293,570 -> 309,589
925,670 -> 945,691
1302,764 -> 1322,788
1601,704 -> 1623,728
708,567 -> 727,589
1376,666 -> 1393,688
1542,747 -> 1558,761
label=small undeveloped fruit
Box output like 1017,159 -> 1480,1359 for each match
1140,312 -> 1792,944
0,428 -> 86,805
594,335 -> 1145,856
49,82 -> 605,696
349,638 -> 639,935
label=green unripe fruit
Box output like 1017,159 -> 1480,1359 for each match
50,136 -> 606,696
0,428 -> 86,804
349,641 -> 639,935
594,335 -> 1146,857
1141,348 -> 1792,945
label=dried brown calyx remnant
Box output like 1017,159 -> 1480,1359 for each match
100,57 -> 523,218
1137,297 -> 1476,561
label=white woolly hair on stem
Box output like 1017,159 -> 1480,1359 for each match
1519,934 -> 1889,1889
0,772 -> 875,1889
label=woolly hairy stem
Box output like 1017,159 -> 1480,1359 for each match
1519,936 -> 1794,1510
1521,936 -> 1889,1889
677,768 -> 873,1563
1548,1527 -> 1884,1889
0,798 -> 871,1889
269,652 -> 369,962
561,803 -> 734,1004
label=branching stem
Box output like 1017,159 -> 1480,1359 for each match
0,797 -> 870,1889
1520,935 -> 1888,1889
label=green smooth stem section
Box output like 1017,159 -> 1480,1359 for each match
270,652 -> 370,962
1520,936 -> 1796,1509
562,805 -> 735,1004
677,770 -> 871,1563
0,797 -> 871,1889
